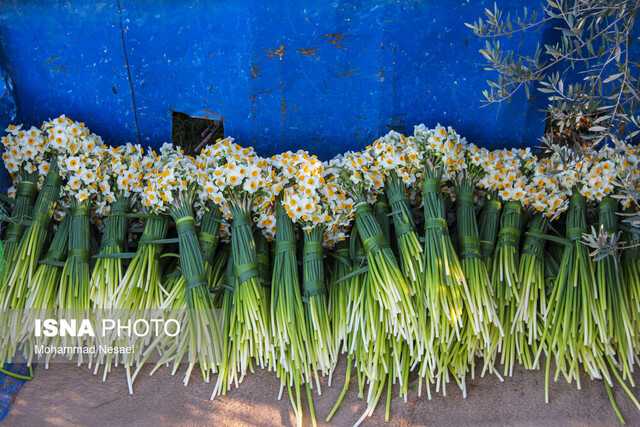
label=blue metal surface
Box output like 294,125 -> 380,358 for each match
0,1 -> 553,159
0,364 -> 30,422
0,63 -> 16,189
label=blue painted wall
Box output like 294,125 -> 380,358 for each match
0,0 -> 554,159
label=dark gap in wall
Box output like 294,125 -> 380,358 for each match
171,112 -> 224,155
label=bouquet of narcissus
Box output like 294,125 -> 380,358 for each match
411,124 -> 473,395
369,132 -> 426,340
193,146 -> 227,299
326,149 -> 416,425
1,116 -> 104,366
580,146 -> 637,389
210,138 -> 273,399
535,146 -> 612,405
136,144 -> 222,387
451,140 -> 502,375
111,149 -> 171,390
1,117 -> 83,314
367,131 -> 428,407
477,147 -> 535,376
55,127 -> 106,363
327,150 -> 417,347
90,143 -> 145,380
261,151 -> 312,426
282,153 -> 353,389
0,123 -> 48,365
91,144 -> 145,310
1,124 -> 48,263
513,156 -> 568,364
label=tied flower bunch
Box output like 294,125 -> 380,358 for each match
411,124 -> 473,396
326,148 -> 418,425
1,117 -> 640,424
55,123 -> 105,363
476,147 -> 534,375
1,124 -> 48,262
580,146 -> 637,387
511,155 -> 570,367
281,152 -> 353,382
1,116 -> 104,367
266,150 -> 320,426
91,143 -> 145,310
136,144 -> 222,387
366,130 -> 428,405
209,138 -> 274,399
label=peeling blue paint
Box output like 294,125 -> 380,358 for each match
0,0 -> 554,159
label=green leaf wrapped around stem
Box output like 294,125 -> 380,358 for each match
269,201 -> 311,426
455,179 -> 502,374
596,197 -> 634,384
420,174 -> 473,395
56,199 -> 92,364
478,197 -> 502,274
167,194 -> 223,385
490,200 -> 524,376
354,201 -> 417,349
374,198 -> 392,247
91,197 -> 129,310
1,162 -> 61,311
3,172 -> 38,263
513,214 -> 548,364
303,225 -> 334,392
212,202 -> 272,399
255,230 -> 271,288
536,191 -> 610,403
3,215 -> 70,367
199,204 -> 221,265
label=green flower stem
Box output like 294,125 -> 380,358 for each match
1,162 -> 61,311
455,179 -> 501,373
3,172 -> 38,263
420,174 -> 471,395
57,199 -> 91,364
479,197 -> 502,274
255,230 -> 271,288
303,225 -> 334,391
199,205 -> 221,265
270,201 -> 309,426
169,196 -> 223,385
513,214 -> 548,363
91,197 -> 129,310
491,200 -> 524,376
354,201 -> 417,348
213,202 -> 271,398
597,197 -> 634,383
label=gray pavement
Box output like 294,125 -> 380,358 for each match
5,360 -> 638,426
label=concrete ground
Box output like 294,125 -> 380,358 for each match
5,360 -> 639,426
